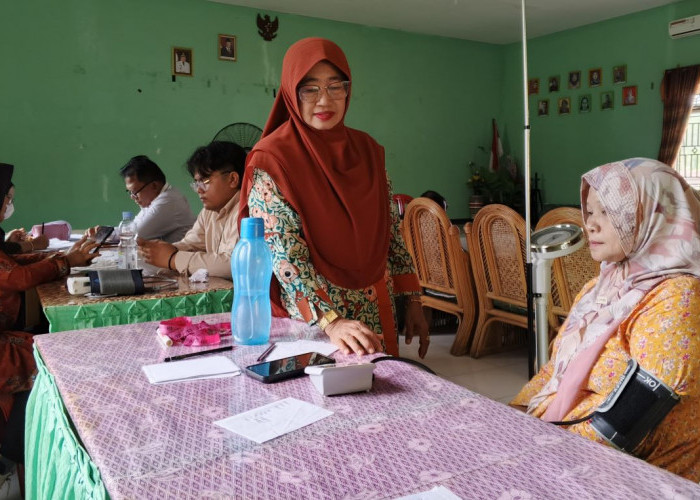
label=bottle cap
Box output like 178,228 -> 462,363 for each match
122,211 -> 133,220
240,217 -> 264,239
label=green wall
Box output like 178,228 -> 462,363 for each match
3,0 -> 699,226
0,0 -> 502,228
501,0 -> 700,207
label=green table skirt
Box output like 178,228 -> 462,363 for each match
45,289 -> 233,332
25,349 -> 108,500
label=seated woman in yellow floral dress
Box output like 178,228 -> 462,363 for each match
512,158 -> 700,481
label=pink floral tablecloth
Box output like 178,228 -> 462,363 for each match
32,313 -> 700,499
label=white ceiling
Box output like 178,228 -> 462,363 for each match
211,0 -> 684,44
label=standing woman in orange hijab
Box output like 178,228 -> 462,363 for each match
239,38 -> 429,357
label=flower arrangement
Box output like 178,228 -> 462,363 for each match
467,153 -> 524,212
467,162 -> 488,196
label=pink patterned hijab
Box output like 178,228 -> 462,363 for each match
529,158 -> 700,420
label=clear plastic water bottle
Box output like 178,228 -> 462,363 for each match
231,217 -> 272,345
117,211 -> 138,270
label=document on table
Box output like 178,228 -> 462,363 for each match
214,397 -> 333,443
394,486 -> 462,500
142,356 -> 241,384
266,340 -> 337,361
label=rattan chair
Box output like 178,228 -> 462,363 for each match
465,204 -> 529,358
535,207 -> 599,323
401,198 -> 477,355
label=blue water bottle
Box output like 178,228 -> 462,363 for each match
231,217 -> 273,345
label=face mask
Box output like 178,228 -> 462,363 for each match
3,201 -> 14,220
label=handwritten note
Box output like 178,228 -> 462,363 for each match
214,397 -> 333,443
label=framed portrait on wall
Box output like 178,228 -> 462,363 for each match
589,68 -> 602,87
623,85 -> 638,106
558,97 -> 571,115
218,34 -> 237,61
613,65 -> 627,84
528,78 -> 540,95
601,91 -> 614,110
537,99 -> 549,116
579,94 -> 592,113
568,71 -> 581,89
548,76 -> 560,93
172,47 -> 193,76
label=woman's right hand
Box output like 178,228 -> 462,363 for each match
30,234 -> 49,250
64,236 -> 99,268
324,319 -> 384,356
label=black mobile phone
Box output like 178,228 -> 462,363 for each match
244,352 -> 335,384
90,225 -> 114,254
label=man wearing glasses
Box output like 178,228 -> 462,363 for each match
120,155 -> 196,242
140,141 -> 246,279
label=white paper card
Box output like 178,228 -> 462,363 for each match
142,356 -> 240,384
265,340 -> 337,361
394,486 -> 462,500
214,397 -> 333,443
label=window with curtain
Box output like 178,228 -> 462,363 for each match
657,64 -> 700,168
676,94 -> 700,188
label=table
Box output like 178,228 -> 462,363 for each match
36,274 -> 233,332
26,314 -> 700,499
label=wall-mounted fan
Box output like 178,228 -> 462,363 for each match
212,122 -> 263,153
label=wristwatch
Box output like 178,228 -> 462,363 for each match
318,309 -> 340,331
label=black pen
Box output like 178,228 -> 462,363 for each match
41,222 -> 45,235
256,343 -> 276,362
164,345 -> 234,362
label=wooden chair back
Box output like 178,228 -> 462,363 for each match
401,198 -> 477,355
535,207 -> 599,321
465,204 -> 529,358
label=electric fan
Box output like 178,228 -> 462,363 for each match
212,122 -> 263,153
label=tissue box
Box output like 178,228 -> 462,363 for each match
31,221 -> 71,240
305,363 -> 375,396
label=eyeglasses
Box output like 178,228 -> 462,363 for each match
189,170 -> 233,192
297,81 -> 350,103
126,181 -> 152,199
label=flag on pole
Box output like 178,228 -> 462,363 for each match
489,118 -> 504,172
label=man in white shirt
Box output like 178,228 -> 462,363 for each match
140,142 -> 246,279
121,156 -> 196,243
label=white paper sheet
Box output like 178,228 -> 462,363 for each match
214,397 -> 333,443
264,340 -> 337,361
394,486 -> 462,500
142,355 -> 240,384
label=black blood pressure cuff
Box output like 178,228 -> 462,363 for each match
590,359 -> 680,453
88,269 -> 145,296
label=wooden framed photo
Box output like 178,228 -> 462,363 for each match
601,91 -> 614,110
172,47 -> 193,76
623,85 -> 638,106
568,71 -> 581,89
537,99 -> 549,116
558,97 -> 571,115
528,78 -> 540,95
589,68 -> 602,87
613,65 -> 627,84
579,94 -> 592,113
218,34 -> 237,61
548,76 -> 560,93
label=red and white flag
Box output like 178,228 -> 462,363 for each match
489,118 -> 504,172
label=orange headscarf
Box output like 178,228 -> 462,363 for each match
239,38 -> 391,312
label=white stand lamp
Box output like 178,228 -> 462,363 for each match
530,223 -> 584,371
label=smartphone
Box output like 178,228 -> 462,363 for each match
244,352 -> 335,384
91,225 -> 114,254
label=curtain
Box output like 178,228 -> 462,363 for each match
657,64 -> 700,166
